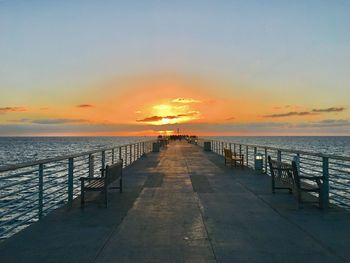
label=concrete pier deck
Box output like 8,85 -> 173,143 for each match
1,141 -> 350,262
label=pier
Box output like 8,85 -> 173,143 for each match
1,141 -> 350,262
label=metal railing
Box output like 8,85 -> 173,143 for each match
198,138 -> 350,210
0,140 -> 155,240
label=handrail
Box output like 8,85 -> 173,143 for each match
198,137 -> 350,211
201,138 -> 350,161
0,139 -> 157,240
0,139 -> 155,172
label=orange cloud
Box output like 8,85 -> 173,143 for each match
77,104 -> 94,108
312,107 -> 345,113
263,111 -> 315,118
172,98 -> 201,103
0,107 -> 27,114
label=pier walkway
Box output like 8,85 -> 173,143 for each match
1,141 -> 350,262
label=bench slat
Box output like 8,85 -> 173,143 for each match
80,159 -> 123,207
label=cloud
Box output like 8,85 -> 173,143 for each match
264,106 -> 346,118
172,98 -> 201,103
7,118 -> 31,123
137,111 -> 200,123
177,111 -> 200,117
312,107 -> 345,113
263,111 -> 314,118
292,119 -> 350,128
8,118 -> 88,125
0,107 -> 27,114
137,115 -> 178,122
77,104 -> 94,108
31,119 -> 88,124
225,116 -> 235,121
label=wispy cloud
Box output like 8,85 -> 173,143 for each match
292,119 -> 350,128
172,98 -> 201,103
263,111 -> 314,118
137,116 -> 175,122
77,104 -> 94,108
0,107 -> 27,114
8,118 -> 88,125
137,111 -> 200,123
264,106 -> 345,118
312,107 -> 345,113
225,116 -> 235,121
32,119 -> 88,124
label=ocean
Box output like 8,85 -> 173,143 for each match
1,136 -> 349,168
0,136 -> 151,168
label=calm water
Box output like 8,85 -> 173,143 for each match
0,136 -> 349,168
0,136 -> 151,168
207,136 -> 350,157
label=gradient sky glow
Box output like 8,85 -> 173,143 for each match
1,0 -> 350,136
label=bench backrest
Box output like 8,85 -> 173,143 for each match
291,160 -> 302,188
268,156 -> 293,184
224,148 -> 232,158
105,159 -> 123,185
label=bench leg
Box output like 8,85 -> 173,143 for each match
120,178 -> 123,193
319,190 -> 323,209
80,181 -> 85,206
104,186 -> 108,207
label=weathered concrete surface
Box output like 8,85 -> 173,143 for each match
0,141 -> 350,263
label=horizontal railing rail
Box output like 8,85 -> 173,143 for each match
0,139 -> 156,240
198,138 -> 350,210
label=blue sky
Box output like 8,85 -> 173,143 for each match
1,1 -> 349,135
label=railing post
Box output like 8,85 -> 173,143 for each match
119,146 -> 122,160
264,148 -> 268,173
277,150 -> 282,177
239,144 -> 242,156
68,157 -> 74,204
38,163 -> 43,219
254,147 -> 257,169
277,150 -> 281,163
112,148 -> 115,164
129,145 -> 132,165
134,144 -> 137,161
234,143 -> 236,154
221,142 -> 224,155
102,150 -> 105,167
229,143 -> 232,152
142,142 -> 145,155
88,154 -> 94,177
246,145 -> 249,166
322,157 -> 330,209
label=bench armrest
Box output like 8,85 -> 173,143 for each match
79,177 -> 104,182
298,175 -> 324,180
272,167 -> 292,172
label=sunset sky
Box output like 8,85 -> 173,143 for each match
1,1 -> 349,136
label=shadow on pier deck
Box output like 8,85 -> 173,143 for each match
1,141 -> 350,263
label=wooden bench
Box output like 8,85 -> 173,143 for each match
80,159 -> 123,207
268,156 -> 325,208
291,160 -> 325,208
224,148 -> 244,168
268,156 -> 294,194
